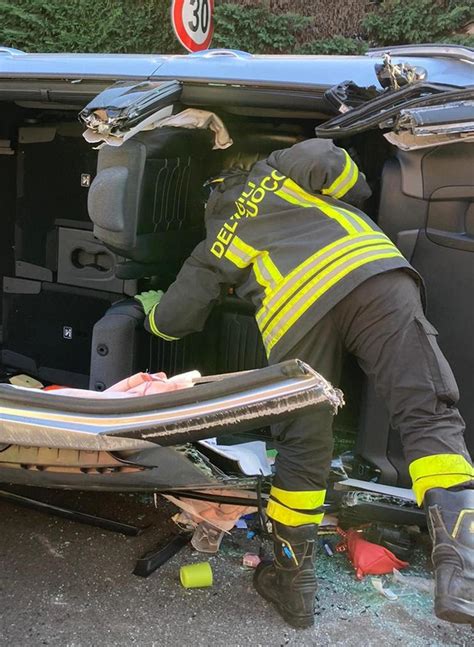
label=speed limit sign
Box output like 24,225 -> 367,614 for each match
171,0 -> 214,53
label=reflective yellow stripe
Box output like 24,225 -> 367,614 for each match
451,509 -> 474,539
267,499 -> 324,527
270,486 -> 326,509
148,304 -> 179,341
276,183 -> 356,235
321,150 -> 360,199
276,186 -> 356,235
334,160 -> 359,199
409,454 -> 474,505
224,236 -> 282,294
256,232 -> 390,330
232,236 -> 259,260
262,245 -> 402,353
285,178 -> 371,232
254,252 -> 283,291
224,236 -> 258,268
322,149 -> 353,195
224,247 -> 248,269
281,177 -> 373,234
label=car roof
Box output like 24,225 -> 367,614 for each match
0,46 -> 472,89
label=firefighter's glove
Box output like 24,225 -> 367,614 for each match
134,290 -> 164,316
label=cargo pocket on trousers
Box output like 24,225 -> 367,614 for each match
414,315 -> 460,404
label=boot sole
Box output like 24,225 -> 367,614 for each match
435,596 -> 474,625
253,569 -> 314,629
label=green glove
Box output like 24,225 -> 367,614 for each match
134,290 -> 164,316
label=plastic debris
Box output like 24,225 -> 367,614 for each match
235,518 -> 248,530
171,511 -> 198,532
320,514 -> 339,528
266,449 -> 278,466
322,540 -> 334,557
191,521 -> 225,554
10,374 -> 43,389
371,577 -> 398,601
242,553 -> 261,568
330,456 -> 349,481
180,561 -> 213,589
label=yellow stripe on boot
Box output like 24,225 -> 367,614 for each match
267,487 -> 326,526
409,454 -> 474,505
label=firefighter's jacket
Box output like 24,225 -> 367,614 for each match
145,139 -> 416,361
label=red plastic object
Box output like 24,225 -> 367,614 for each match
344,529 -> 409,580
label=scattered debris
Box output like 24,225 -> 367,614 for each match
171,510 -> 198,532
320,514 -> 339,529
242,553 -> 261,568
329,456 -> 348,481
180,561 -> 213,589
338,488 -> 424,528
133,533 -> 191,578
34,533 -> 64,560
371,577 -> 399,601
198,438 -> 272,476
8,374 -> 43,389
322,540 -> 335,557
335,478 -> 415,502
191,522 -> 225,554
164,488 -> 256,533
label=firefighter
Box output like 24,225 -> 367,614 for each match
135,139 -> 473,628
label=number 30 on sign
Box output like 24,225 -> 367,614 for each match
171,0 -> 214,53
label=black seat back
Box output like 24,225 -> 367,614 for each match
88,127 -> 214,278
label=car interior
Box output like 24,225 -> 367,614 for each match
0,82 -> 472,489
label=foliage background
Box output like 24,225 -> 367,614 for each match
0,0 -> 472,55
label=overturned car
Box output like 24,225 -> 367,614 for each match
0,44 -> 472,510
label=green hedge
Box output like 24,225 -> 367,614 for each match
296,36 -> 368,56
363,0 -> 474,48
0,0 -> 180,54
213,4 -> 310,53
0,0 -> 472,55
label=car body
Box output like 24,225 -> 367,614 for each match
0,44 -> 472,498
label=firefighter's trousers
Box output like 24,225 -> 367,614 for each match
267,270 -> 473,527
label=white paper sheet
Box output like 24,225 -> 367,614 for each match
198,438 -> 272,476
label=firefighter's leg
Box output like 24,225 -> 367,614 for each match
333,269 -> 473,624
254,316 -> 343,628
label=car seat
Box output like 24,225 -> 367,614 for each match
88,127 -> 215,281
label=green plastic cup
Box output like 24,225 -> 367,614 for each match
180,561 -> 213,589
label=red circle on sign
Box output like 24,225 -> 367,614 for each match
172,0 -> 214,53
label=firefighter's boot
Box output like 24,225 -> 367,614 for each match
253,520 -> 318,629
425,487 -> 474,624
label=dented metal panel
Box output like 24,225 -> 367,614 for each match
0,361 -> 343,451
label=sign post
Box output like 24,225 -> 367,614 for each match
171,0 -> 214,53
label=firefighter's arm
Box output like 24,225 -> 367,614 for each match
268,138 -> 371,206
141,240 -> 225,341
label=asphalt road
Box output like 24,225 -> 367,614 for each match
0,489 -> 472,646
